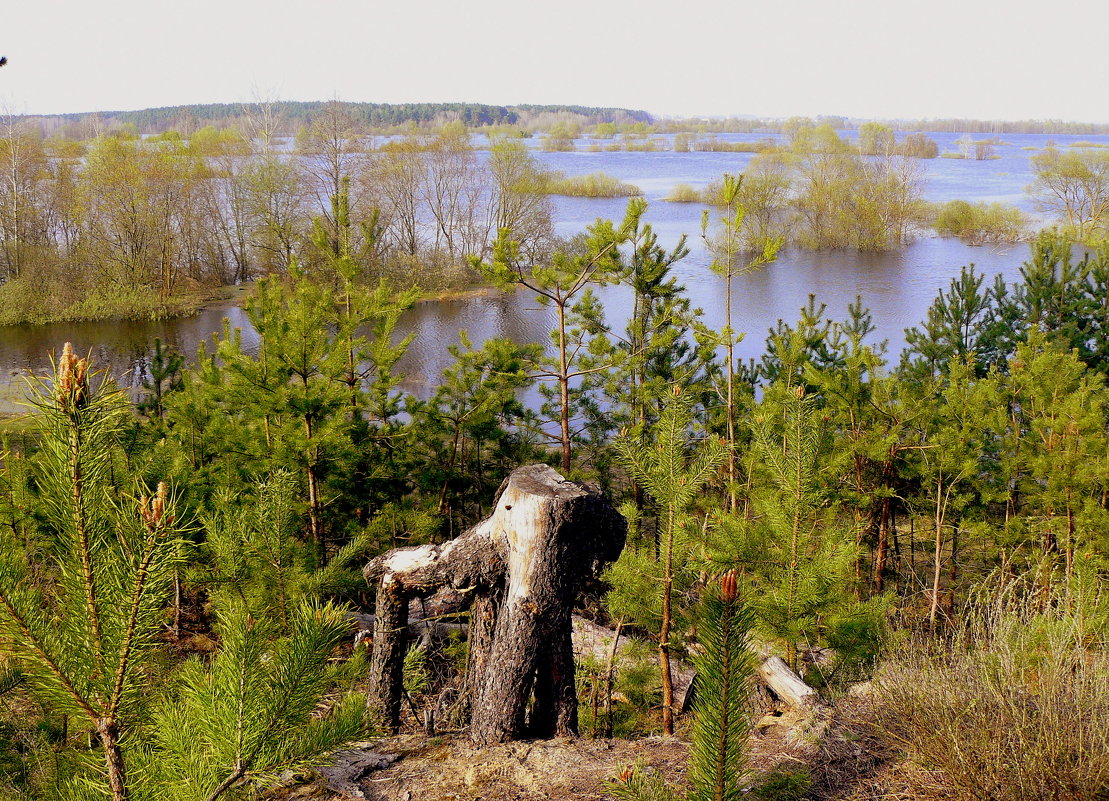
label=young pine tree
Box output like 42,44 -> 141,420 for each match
702,174 -> 782,510
414,333 -> 541,522
136,337 -> 184,422
476,219 -> 625,473
0,344 -> 185,801
606,389 -> 728,735
607,571 -> 756,801
197,469 -> 313,626
143,602 -> 367,801
740,385 -> 874,672
687,570 -> 756,801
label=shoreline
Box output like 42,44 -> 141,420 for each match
0,282 -> 245,329
0,279 -> 498,330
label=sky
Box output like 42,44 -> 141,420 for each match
3,0 -> 1108,122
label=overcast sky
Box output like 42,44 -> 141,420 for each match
3,0 -> 1107,122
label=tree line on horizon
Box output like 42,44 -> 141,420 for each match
14,97 -> 1109,140
16,100 -> 653,138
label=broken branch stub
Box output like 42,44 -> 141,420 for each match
363,464 -> 626,744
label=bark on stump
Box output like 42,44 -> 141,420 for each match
363,464 -> 625,745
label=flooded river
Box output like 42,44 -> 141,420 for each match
1,129 -> 1101,412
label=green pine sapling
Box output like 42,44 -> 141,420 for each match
0,344 -> 185,801
606,388 -> 728,735
607,570 -> 756,801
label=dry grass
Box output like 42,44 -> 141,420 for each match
864,582 -> 1109,801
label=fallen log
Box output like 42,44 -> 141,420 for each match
363,464 -> 625,745
754,656 -> 830,749
570,615 -> 697,712
572,618 -> 824,715
758,656 -> 820,709
348,588 -> 470,648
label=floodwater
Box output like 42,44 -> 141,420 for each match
1,130 -> 1103,412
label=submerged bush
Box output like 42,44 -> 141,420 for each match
933,199 -> 1027,243
690,136 -> 770,153
664,184 -> 703,203
541,171 -> 642,198
894,132 -> 939,159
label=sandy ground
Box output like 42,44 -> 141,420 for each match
267,711 -> 832,801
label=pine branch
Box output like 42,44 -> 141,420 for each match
0,577 -> 98,718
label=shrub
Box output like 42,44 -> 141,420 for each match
691,136 -> 768,153
0,276 -> 196,325
576,643 -> 661,739
0,278 -> 52,325
665,184 -> 702,203
541,171 -> 642,198
933,199 -> 1027,243
593,122 -> 617,139
870,575 -> 1109,801
974,140 -> 1000,160
750,767 -> 812,801
540,135 -> 575,152
620,135 -> 665,152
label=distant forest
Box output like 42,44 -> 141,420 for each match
20,101 -> 655,135
16,100 -> 1109,137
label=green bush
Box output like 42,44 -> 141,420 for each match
933,199 -> 1026,243
0,277 -> 193,325
894,132 -> 939,159
665,184 -> 702,203
541,171 -> 642,198
0,278 -> 52,326
540,135 -> 576,152
577,640 -> 662,739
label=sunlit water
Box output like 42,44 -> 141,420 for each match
1,130 -> 1104,412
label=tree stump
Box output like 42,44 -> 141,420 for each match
363,464 -> 626,744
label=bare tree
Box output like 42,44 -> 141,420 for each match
1029,145 -> 1109,241
487,137 -> 555,262
370,134 -> 427,259
299,100 -> 370,254
421,123 -> 487,262
0,107 -> 46,281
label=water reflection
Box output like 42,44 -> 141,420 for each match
3,127 -> 1103,413
0,236 -> 1033,415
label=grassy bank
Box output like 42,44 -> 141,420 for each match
0,270 -> 501,330
0,279 -> 231,327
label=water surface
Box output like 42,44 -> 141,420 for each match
1,131 -> 1102,412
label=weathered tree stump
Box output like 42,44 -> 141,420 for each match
363,464 -> 626,745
